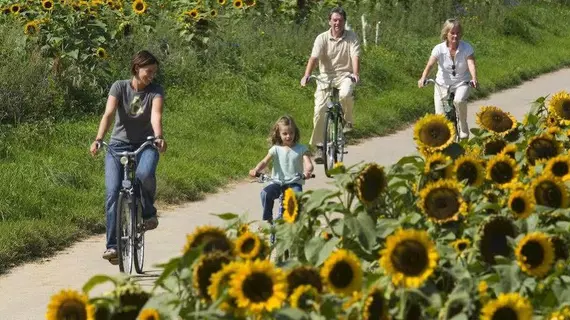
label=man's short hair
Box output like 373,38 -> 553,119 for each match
328,6 -> 347,20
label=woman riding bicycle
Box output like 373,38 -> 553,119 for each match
89,50 -> 167,264
418,18 -> 479,139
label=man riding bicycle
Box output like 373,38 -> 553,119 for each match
300,6 -> 361,164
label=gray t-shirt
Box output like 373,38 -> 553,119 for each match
109,79 -> 165,144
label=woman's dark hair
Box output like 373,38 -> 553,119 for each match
131,50 -> 159,75
328,6 -> 347,20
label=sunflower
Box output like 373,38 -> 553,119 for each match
546,114 -> 560,127
2,6 -> 11,14
208,261 -> 243,312
355,163 -> 387,205
515,232 -> 555,278
380,229 -> 439,288
544,155 -> 570,181
286,265 -> 323,296
282,187 -> 299,223
112,282 -> 150,318
209,9 -> 217,17
508,190 -> 535,219
450,154 -> 485,186
289,285 -> 320,311
320,249 -> 363,296
480,293 -> 532,320
10,4 -> 21,13
499,144 -> 518,160
138,308 -> 160,320
423,152 -> 451,181
362,287 -> 389,320
483,138 -> 507,156
24,20 -> 40,35
42,0 -> 54,10
237,223 -> 249,235
526,134 -> 560,165
478,281 -> 489,297
244,0 -> 255,6
451,238 -> 471,254
476,106 -> 517,135
532,174 -> 569,208
486,154 -> 519,187
233,0 -> 243,8
217,0 -> 226,4
418,179 -> 467,224
413,114 -> 455,152
46,289 -> 95,320
439,294 -> 469,320
548,91 -> 570,126
234,231 -> 265,260
95,47 -> 107,59
229,259 -> 287,313
183,225 -> 233,254
132,0 -> 146,14
185,8 -> 199,19
478,216 -> 517,264
193,252 -> 232,300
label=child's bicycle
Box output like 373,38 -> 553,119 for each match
254,172 -> 315,244
423,78 -> 475,142
308,75 -> 355,177
98,136 -> 157,274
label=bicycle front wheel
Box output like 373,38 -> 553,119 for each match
133,196 -> 145,274
116,191 -> 134,274
322,110 -> 338,177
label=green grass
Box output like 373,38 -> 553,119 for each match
1,1 -> 570,273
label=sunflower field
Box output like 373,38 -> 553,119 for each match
45,90 -> 570,319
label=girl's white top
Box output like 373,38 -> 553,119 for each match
431,40 -> 474,85
270,144 -> 308,185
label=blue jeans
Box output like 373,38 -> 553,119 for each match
105,141 -> 159,249
260,183 -> 302,222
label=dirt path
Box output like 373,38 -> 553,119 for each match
1,68 -> 569,319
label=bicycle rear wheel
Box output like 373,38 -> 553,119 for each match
116,192 -> 134,274
322,110 -> 338,177
133,196 -> 145,274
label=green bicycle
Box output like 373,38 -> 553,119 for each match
309,75 -> 353,177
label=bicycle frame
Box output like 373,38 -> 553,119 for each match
99,137 -> 157,274
308,75 -> 349,177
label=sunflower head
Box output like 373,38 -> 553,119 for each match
362,286 -> 388,320
526,134 -> 561,165
185,8 -> 199,20
132,0 -> 147,14
451,154 -> 485,186
478,216 -> 517,264
483,138 -> 507,156
217,0 -> 226,5
320,249 -> 363,296
46,289 -> 96,320
532,173 -> 569,208
413,114 -> 455,152
282,187 -> 299,223
286,265 -> 323,296
548,91 -> 570,125
476,106 -> 517,135
485,154 -> 519,187
508,190 -> 535,219
440,294 -> 470,320
42,0 -> 54,10
138,308 -> 160,320
499,144 -> 518,160
24,21 -> 40,35
234,231 -> 267,260
244,0 -> 255,6
355,163 -> 387,205
193,251 -> 232,300
544,155 -> 570,180
423,152 -> 452,181
380,229 -> 439,288
515,232 -> 555,278
112,282 -> 151,318
183,225 -> 233,255
546,113 -> 560,127
208,261 -> 243,312
229,259 -> 287,313
552,236 -> 569,261
480,293 -> 533,320
451,238 -> 471,254
289,284 -> 320,311
96,47 -> 108,59
233,0 -> 243,8
418,179 -> 467,224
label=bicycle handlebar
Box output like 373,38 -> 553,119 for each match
254,172 -> 315,185
423,78 -> 475,88
307,74 -> 356,85
98,136 -> 158,158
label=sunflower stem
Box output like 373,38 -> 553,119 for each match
324,213 -> 342,238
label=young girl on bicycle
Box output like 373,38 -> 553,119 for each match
249,115 -> 314,224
